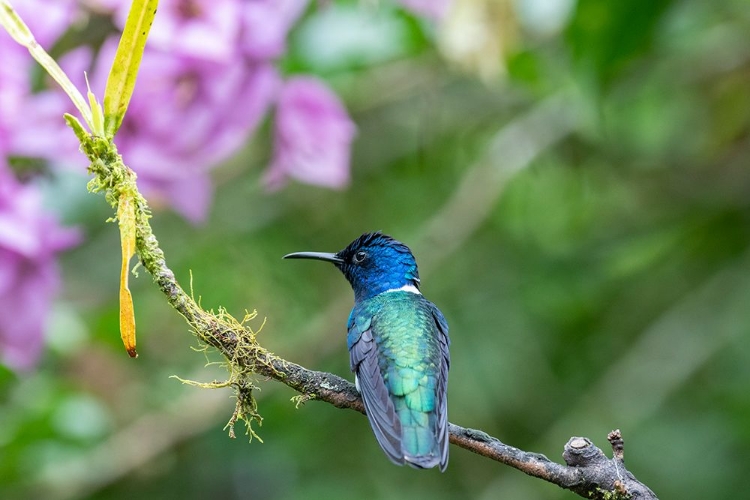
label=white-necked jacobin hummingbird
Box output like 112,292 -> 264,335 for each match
284,232 -> 450,471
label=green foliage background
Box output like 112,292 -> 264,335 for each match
2,0 -> 750,498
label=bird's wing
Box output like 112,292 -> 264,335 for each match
430,302 -> 451,472
348,314 -> 404,465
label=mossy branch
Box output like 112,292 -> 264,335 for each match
77,135 -> 658,499
3,1 -> 656,493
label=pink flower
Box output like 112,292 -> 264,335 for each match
264,77 -> 356,190
6,90 -> 83,167
10,0 -> 78,48
395,0 -> 453,20
0,165 -> 79,371
95,0 -> 309,62
239,0 -> 309,61
0,44 -> 28,133
3,0 -> 360,223
0,17 -> 80,374
93,38 -> 279,222
0,21 -> 82,168
110,0 -> 243,63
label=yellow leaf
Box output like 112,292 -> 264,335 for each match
118,192 -> 138,357
103,0 -> 159,138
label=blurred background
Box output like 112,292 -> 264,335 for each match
1,0 -> 750,498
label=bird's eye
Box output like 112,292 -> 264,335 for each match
353,251 -> 367,263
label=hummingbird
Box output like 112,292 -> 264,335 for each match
284,232 -> 450,471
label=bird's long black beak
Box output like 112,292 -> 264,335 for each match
283,251 -> 344,264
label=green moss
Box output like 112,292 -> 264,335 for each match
595,485 -> 632,500
68,119 -> 272,444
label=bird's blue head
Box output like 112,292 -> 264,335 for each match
284,232 -> 420,302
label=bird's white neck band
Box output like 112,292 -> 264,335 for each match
384,284 -> 421,295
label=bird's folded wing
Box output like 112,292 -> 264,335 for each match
349,328 -> 404,465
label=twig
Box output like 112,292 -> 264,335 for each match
134,211 -> 657,498
72,118 -> 658,500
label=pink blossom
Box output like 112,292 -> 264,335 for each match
395,0 -> 453,20
93,0 -> 308,62
10,0 -> 78,48
264,77 -> 356,190
3,0 -> 358,224
93,38 -> 279,222
6,90 -> 83,167
0,165 -> 79,371
110,0 -> 243,63
0,44 -> 28,132
0,1 -> 81,372
239,0 -> 309,61
0,23 -> 82,168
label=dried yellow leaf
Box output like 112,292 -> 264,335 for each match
118,192 -> 137,357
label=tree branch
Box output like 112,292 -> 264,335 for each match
136,211 -> 657,499
77,135 -> 658,499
